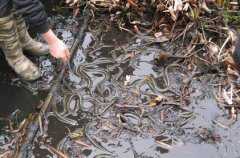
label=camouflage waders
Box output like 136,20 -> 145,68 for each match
15,15 -> 49,56
0,14 -> 49,81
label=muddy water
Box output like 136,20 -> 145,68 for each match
0,56 -> 40,122
0,55 -> 41,155
39,16 -> 240,158
1,14 -> 240,158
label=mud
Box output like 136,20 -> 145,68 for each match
0,13 -> 240,158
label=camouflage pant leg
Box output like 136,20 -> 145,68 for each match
14,14 -> 28,44
0,15 -> 23,62
0,15 -> 40,80
13,14 -> 49,56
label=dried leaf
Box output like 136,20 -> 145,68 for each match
168,6 -> 177,21
227,66 -> 239,77
154,32 -> 164,38
230,107 -> 237,120
124,75 -> 131,86
149,95 -> 164,107
155,36 -> 170,43
127,0 -> 138,7
74,140 -> 91,148
46,145 -> 68,158
183,2 -> 190,11
216,0 -> 224,7
174,0 -> 183,11
222,85 -> 233,105
206,42 -> 220,56
189,7 -> 200,20
155,140 -> 173,150
201,1 -> 212,13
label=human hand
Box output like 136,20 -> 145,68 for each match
49,39 -> 70,62
42,29 -> 70,63
65,0 -> 79,7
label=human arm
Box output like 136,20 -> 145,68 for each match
42,29 -> 70,62
13,0 -> 70,62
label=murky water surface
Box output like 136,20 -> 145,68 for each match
1,15 -> 240,158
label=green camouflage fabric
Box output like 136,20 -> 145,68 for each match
15,15 -> 50,56
0,15 -> 40,81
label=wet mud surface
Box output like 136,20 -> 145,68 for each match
1,15 -> 240,158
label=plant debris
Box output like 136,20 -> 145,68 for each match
1,0 -> 240,157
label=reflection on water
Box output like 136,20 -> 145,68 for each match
161,143 -> 220,158
0,15 -> 240,158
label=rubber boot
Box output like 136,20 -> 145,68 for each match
0,15 -> 40,81
15,15 -> 49,56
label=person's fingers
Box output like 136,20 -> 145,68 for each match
66,50 -> 71,60
66,0 -> 71,4
66,54 -> 70,60
62,49 -> 70,62
62,53 -> 67,63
